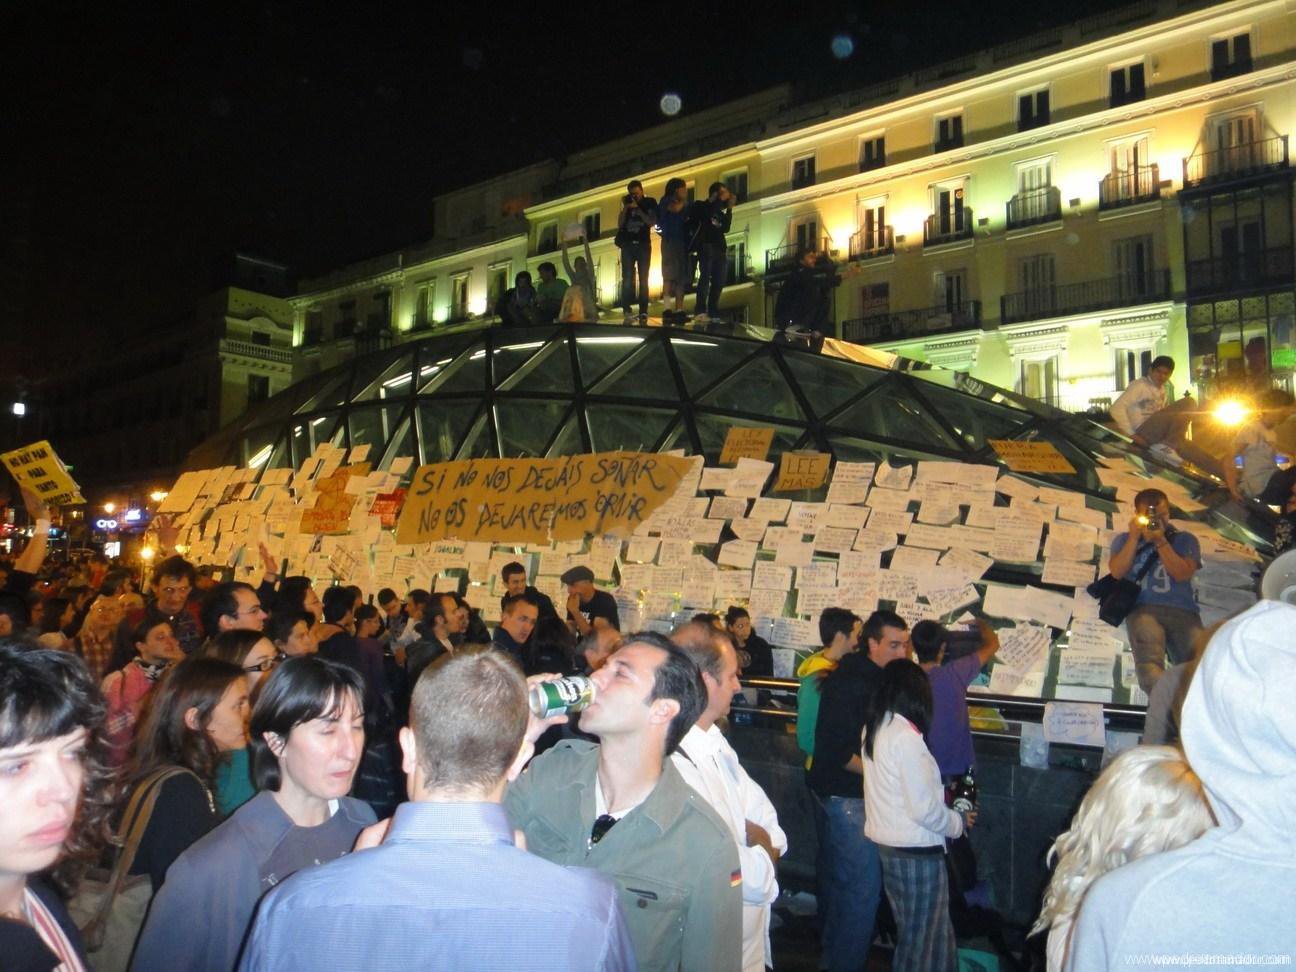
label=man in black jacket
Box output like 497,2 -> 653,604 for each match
809,609 -> 910,972
616,180 -> 657,323
687,181 -> 734,322
773,249 -> 834,348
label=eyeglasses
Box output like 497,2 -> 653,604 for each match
244,653 -> 284,673
589,814 -> 618,847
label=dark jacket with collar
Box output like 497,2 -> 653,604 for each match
0,878 -> 86,972
130,790 -> 375,972
504,739 -> 741,972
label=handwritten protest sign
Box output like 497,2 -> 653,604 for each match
368,489 -> 407,529
773,452 -> 831,492
396,451 -> 693,544
1043,701 -> 1106,747
1,440 -> 84,505
299,464 -> 370,534
719,427 -> 775,465
987,439 -> 1076,474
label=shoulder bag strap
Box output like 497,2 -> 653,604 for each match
87,767 -> 190,928
1132,543 -> 1161,583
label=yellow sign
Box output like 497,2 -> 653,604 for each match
987,439 -> 1076,475
1,440 -> 84,505
299,463 -> 370,535
720,427 -> 775,465
773,452 -> 831,492
396,451 -> 693,544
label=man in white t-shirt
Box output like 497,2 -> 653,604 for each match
670,622 -> 787,972
1109,356 -> 1175,437
1225,388 -> 1296,500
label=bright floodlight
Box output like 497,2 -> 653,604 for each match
11,402 -> 25,416
1212,399 -> 1250,427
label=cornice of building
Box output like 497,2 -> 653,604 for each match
758,59 -> 1296,213
757,0 -> 1288,159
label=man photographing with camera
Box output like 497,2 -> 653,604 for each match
616,180 -> 656,324
1107,487 -> 1202,695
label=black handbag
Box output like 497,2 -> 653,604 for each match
1087,544 -> 1159,626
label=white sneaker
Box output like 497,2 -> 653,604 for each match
1149,443 -> 1185,467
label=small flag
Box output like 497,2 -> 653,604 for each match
729,868 -> 742,887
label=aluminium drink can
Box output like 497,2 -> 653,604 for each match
528,676 -> 596,719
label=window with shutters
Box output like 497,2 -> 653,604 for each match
722,169 -> 748,203
791,155 -> 817,189
1211,31 -> 1253,81
582,210 -> 602,241
1019,254 -> 1056,318
1018,89 -> 1050,131
933,269 -> 968,314
450,274 -> 470,321
1113,235 -> 1155,301
1018,356 -> 1059,406
1110,62 -> 1146,107
537,221 -> 558,254
859,135 -> 885,172
935,113 -> 964,151
857,197 -> 890,256
1115,348 -> 1154,391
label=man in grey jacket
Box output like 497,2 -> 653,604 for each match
1067,600 -> 1293,968
505,631 -> 743,972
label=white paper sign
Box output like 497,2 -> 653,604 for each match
1043,701 -> 1106,747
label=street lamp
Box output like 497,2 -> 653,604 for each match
149,490 -> 168,503
103,502 -> 116,515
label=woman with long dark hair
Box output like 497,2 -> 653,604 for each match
123,657 -> 249,891
0,641 -> 116,970
131,656 -> 375,972
862,659 -> 973,972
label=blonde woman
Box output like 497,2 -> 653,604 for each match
1032,745 -> 1214,971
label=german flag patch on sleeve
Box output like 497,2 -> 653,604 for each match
729,868 -> 742,887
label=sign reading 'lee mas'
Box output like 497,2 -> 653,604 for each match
395,451 -> 694,544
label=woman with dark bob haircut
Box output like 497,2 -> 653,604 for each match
0,640 -> 115,970
132,655 -> 376,972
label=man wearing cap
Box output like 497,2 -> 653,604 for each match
560,565 -> 620,637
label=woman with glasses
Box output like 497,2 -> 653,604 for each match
0,642 -> 115,972
132,656 -> 376,972
101,618 -> 184,766
203,631 -> 281,815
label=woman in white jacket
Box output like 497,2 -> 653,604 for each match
862,659 -> 973,972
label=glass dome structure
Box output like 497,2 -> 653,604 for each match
199,321 -> 1212,504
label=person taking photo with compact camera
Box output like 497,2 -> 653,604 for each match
615,180 -> 656,324
1107,487 -> 1202,695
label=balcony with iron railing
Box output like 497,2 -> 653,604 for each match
1182,135 -> 1289,190
765,237 -> 836,275
1099,164 -> 1160,210
1006,186 -> 1061,230
924,208 -> 974,247
1000,269 -> 1171,324
848,225 -> 894,262
841,300 -> 982,343
218,339 -> 293,365
1184,246 -> 1295,297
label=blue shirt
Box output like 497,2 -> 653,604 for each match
925,652 -> 984,777
1110,529 -> 1201,614
239,800 -> 636,972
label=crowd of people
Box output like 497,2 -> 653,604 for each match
2,477 -> 1293,970
494,178 -> 743,329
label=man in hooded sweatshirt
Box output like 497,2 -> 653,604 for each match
1066,598 -> 1293,968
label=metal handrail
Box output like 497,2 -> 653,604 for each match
1001,269 -> 1171,324
1006,186 -> 1061,229
1183,135 -> 1288,189
1099,164 -> 1160,209
841,300 -> 982,343
924,207 -> 973,246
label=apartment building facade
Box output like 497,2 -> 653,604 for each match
289,0 -> 1295,411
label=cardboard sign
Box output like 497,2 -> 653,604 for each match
396,451 -> 693,544
719,427 -> 775,465
299,463 -> 370,534
368,488 -> 407,529
0,440 -> 84,505
773,452 -> 831,492
987,439 -> 1076,475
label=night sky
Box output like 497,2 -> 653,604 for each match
7,0 -> 1128,373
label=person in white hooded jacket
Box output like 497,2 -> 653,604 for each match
1067,599 -> 1295,968
862,659 -> 974,972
